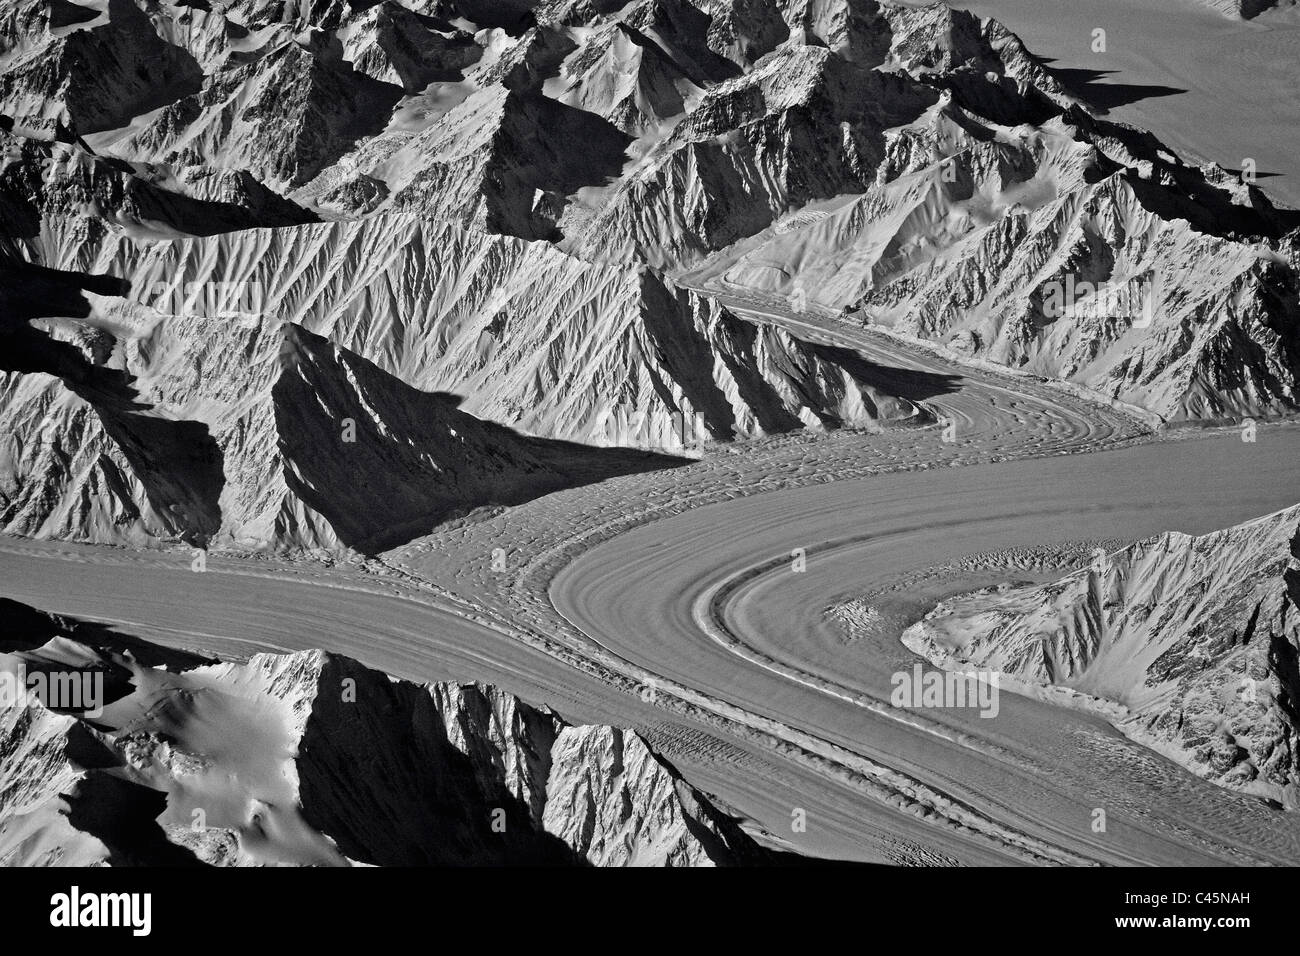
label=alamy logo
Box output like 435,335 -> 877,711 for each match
890,663 -> 1000,718
2,143 -> 74,184
0,664 -> 104,718
1041,272 -> 1159,328
50,887 -> 151,936
145,280 -> 267,327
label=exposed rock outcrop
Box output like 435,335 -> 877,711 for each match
0,599 -> 782,865
0,0 -> 1297,554
902,504 -> 1300,807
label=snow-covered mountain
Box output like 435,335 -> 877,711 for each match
0,228 -> 926,550
0,597 -> 782,866
1,0 -> 1298,552
902,504 -> 1300,808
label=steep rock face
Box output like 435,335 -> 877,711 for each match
338,1 -> 482,93
0,129 -> 315,237
0,601 -> 780,865
546,20 -> 706,136
0,599 -> 217,866
104,36 -> 403,190
544,724 -> 766,865
687,100 -> 1300,420
0,0 -> 204,136
2,216 -> 927,551
382,85 -> 633,239
0,255 -> 227,548
266,322 -> 683,552
2,0 -> 1298,554
902,504 -> 1300,807
0,703 -> 131,866
0,280 -> 678,552
881,3 -> 1069,116
566,44 -> 941,266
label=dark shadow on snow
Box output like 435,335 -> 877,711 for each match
1029,55 -> 1186,112
272,324 -> 692,555
1048,67 -> 1185,112
0,256 -> 225,546
0,596 -> 215,671
808,343 -> 962,403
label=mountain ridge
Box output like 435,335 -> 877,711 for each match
902,503 -> 1300,807
0,597 -> 791,866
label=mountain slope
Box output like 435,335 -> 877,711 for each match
0,598 -> 785,866
902,504 -> 1300,807
2,0 -> 1289,423
1,218 -> 933,551
0,0 -> 1297,554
